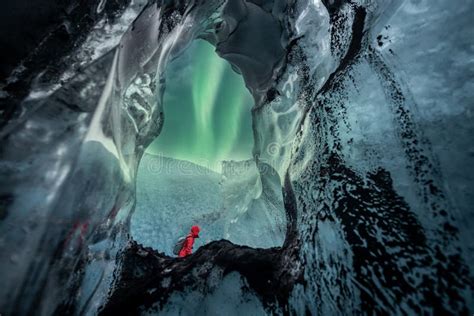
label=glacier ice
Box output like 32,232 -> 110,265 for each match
131,154 -> 286,253
0,0 -> 473,315
145,272 -> 266,315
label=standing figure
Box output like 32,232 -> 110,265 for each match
178,225 -> 200,257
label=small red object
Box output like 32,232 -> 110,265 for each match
178,225 -> 200,257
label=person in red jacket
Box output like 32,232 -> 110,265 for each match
178,225 -> 200,257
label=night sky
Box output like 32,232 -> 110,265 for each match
146,40 -> 254,171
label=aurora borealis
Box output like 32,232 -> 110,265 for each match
146,40 -> 254,171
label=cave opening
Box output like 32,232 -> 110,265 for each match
130,39 -> 286,256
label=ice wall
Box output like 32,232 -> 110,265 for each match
131,154 -> 285,254
286,0 -> 474,313
0,0 -> 473,315
0,0 -> 218,313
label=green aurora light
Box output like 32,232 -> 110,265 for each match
146,40 -> 254,171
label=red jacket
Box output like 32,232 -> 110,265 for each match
178,226 -> 200,257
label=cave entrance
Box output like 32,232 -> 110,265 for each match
131,39 -> 286,255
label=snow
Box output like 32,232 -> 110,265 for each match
131,154 -> 286,255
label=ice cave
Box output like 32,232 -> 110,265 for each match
0,0 -> 473,315
132,39 -> 286,253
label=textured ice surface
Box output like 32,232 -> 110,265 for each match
148,272 -> 266,316
0,0 -> 473,314
131,154 -> 285,254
